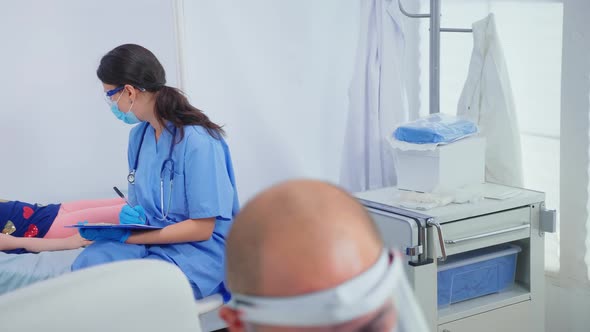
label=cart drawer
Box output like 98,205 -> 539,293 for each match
438,300 -> 531,332
436,207 -> 531,256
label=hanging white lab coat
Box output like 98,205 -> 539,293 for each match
340,0 -> 408,193
457,14 -> 524,187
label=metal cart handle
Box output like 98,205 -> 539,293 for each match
427,220 -> 447,262
444,224 -> 531,245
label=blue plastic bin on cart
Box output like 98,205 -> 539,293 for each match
437,244 -> 521,307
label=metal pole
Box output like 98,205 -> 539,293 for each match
429,0 -> 441,114
440,27 -> 473,33
398,0 -> 430,18
399,0 -> 472,114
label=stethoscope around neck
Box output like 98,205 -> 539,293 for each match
128,122 -> 177,221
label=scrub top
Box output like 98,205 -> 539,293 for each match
72,122 -> 239,300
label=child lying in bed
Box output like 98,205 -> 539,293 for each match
1,198 -> 125,253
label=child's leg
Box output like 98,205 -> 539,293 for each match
59,198 -> 125,213
44,204 -> 125,239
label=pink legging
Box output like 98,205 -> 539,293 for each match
43,198 -> 125,238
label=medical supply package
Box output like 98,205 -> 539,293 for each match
393,113 -> 478,145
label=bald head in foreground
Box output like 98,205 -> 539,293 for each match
220,180 -> 398,331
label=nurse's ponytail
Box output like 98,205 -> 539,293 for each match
97,44 -> 225,140
153,85 -> 225,140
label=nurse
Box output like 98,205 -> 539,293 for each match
71,44 -> 239,301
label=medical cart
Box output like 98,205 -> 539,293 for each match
355,183 -> 555,332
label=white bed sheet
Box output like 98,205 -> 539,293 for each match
0,248 -> 82,295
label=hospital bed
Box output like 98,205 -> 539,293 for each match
0,260 -> 203,331
0,248 -> 83,296
0,194 -> 226,330
0,249 -> 225,331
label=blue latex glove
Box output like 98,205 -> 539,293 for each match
79,227 -> 130,243
119,205 -> 146,225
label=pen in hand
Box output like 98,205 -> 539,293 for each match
113,186 -> 146,224
113,186 -> 133,207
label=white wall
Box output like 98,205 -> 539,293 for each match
179,0 -> 361,202
0,0 -> 179,203
0,0 -> 424,205
548,0 -> 590,330
178,0 -> 424,202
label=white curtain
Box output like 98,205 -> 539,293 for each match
339,0 -> 409,193
178,0 -> 360,202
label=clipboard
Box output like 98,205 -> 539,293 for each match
65,223 -> 163,230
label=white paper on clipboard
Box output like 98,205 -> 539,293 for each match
65,223 -> 163,230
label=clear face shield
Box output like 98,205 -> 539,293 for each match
226,250 -> 430,332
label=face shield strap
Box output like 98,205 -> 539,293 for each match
227,249 -> 401,327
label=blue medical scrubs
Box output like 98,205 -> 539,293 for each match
72,123 -> 239,300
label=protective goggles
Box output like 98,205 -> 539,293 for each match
104,86 -> 124,106
104,85 -> 146,105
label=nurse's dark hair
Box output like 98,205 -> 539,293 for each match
96,44 -> 224,139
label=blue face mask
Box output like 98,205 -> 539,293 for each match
111,103 -> 141,124
108,92 -> 141,125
